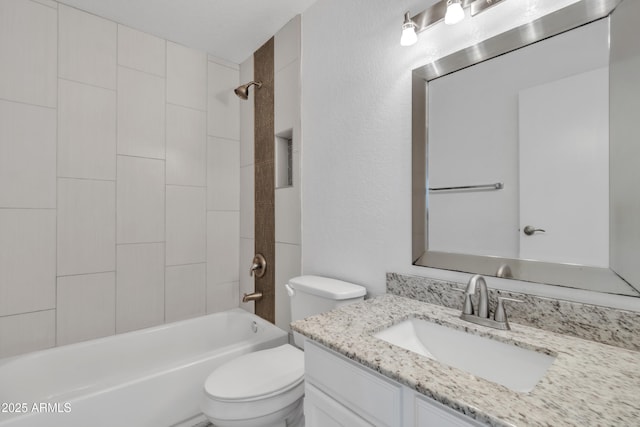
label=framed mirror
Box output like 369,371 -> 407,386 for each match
412,0 -> 640,296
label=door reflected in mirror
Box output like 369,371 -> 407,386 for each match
412,0 -> 640,297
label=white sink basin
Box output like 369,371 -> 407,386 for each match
373,318 -> 556,393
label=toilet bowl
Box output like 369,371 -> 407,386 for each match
201,344 -> 304,427
201,276 -> 366,427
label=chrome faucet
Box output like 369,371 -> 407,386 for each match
462,274 -> 489,318
460,274 -> 521,330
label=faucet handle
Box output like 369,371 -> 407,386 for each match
494,297 -> 523,323
462,294 -> 474,315
451,287 -> 473,315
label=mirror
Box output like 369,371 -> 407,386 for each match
412,0 -> 640,296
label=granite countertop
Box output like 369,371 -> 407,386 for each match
291,294 -> 640,427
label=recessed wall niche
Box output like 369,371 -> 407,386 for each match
275,129 -> 293,189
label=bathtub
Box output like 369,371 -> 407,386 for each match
0,309 -> 287,427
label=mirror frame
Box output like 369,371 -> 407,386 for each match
411,0 -> 640,296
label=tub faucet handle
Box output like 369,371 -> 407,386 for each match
249,254 -> 267,278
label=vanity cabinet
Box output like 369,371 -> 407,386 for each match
304,341 -> 484,427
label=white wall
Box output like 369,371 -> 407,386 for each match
0,0 -> 241,358
300,0 -> 640,312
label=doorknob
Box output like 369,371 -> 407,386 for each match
523,225 -> 546,236
249,254 -> 267,278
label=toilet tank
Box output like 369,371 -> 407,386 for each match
287,275 -> 366,322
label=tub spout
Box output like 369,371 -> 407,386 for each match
242,292 -> 263,303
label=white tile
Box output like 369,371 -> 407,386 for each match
31,0 -> 57,8
116,243 -> 165,333
275,243 -> 301,331
240,165 -> 255,239
239,238 -> 255,314
57,272 -> 116,345
274,59 -> 300,135
0,210 -> 55,317
116,156 -> 165,244
165,263 -> 206,322
0,310 -> 56,358
166,105 -> 207,186
59,5 -> 117,89
57,178 -> 116,276
117,25 -> 165,77
0,0 -> 56,107
275,187 -> 301,245
167,42 -> 207,110
239,56 -> 255,167
207,56 -> 239,70
0,100 -> 56,208
166,186 -> 206,266
58,79 -> 116,180
207,137 -> 240,211
208,61 -> 240,139
117,67 -> 166,159
207,211 -> 239,285
275,15 -> 301,72
206,282 -> 239,314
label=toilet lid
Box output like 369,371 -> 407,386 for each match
204,344 -> 304,401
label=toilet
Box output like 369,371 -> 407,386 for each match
200,275 -> 366,427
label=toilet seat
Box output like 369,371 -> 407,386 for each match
201,344 -> 304,423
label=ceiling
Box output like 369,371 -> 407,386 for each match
57,0 -> 318,64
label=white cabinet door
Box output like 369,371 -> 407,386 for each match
305,340 -> 483,427
412,393 -> 483,427
305,384 -> 374,427
305,341 -> 402,427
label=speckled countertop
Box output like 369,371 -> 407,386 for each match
291,294 -> 640,427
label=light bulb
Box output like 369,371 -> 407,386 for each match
444,0 -> 465,25
400,12 -> 418,46
401,26 -> 418,46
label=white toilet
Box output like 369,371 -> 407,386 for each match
200,275 -> 366,427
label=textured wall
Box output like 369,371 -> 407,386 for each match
300,0 -> 640,312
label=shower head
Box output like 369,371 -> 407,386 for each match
234,81 -> 263,100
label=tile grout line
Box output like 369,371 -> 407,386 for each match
163,38 -> 168,324
57,176 -> 116,183
56,270 -> 117,279
27,0 -> 58,10
0,96 -> 56,110
54,2 -> 60,348
117,62 -> 166,80
57,76 -> 116,93
114,22 -> 119,336
205,59 -> 210,315
166,100 -> 207,114
0,308 -> 57,320
116,153 -> 166,161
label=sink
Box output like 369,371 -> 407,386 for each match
373,318 -> 556,393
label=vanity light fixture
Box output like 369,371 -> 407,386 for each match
401,0 -> 507,46
400,12 -> 418,46
444,0 -> 465,25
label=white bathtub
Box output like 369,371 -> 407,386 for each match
0,309 -> 287,427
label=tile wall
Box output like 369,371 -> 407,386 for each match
239,16 -> 302,330
0,0 -> 240,357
